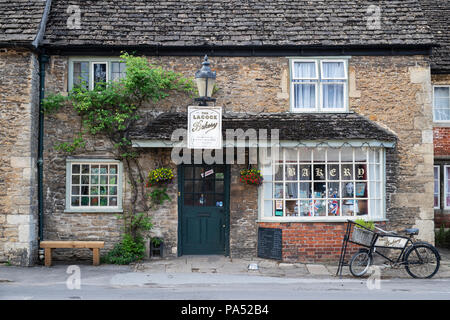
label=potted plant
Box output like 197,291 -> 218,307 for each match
150,237 -> 164,258
351,219 -> 375,246
239,168 -> 263,186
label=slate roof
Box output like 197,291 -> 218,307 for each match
420,0 -> 450,73
129,112 -> 397,143
42,0 -> 434,47
0,0 -> 47,45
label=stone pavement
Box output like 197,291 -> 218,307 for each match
138,247 -> 450,279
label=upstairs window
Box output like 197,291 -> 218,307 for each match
291,59 -> 348,112
433,86 -> 450,122
69,59 -> 127,91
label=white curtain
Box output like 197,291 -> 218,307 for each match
293,62 -> 316,109
322,62 -> 345,109
434,87 -> 450,121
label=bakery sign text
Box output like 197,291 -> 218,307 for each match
188,106 -> 223,149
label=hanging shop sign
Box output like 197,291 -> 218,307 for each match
188,106 -> 222,149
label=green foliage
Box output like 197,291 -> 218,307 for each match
102,234 -> 146,265
148,187 -> 171,205
102,212 -> 154,265
151,237 -> 163,246
354,219 -> 375,231
54,133 -> 85,153
42,52 -> 196,155
436,225 -> 450,248
121,211 -> 154,239
42,92 -> 68,113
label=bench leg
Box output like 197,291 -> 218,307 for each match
92,248 -> 100,266
44,248 -> 52,267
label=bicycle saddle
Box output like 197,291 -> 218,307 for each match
404,228 -> 419,235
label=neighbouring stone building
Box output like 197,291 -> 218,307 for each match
0,0 -> 448,265
0,0 -> 49,265
421,1 -> 450,228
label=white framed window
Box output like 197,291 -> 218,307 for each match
259,147 -> 385,221
65,159 -> 123,213
433,85 -> 450,122
69,58 -> 127,91
434,165 -> 440,209
290,59 -> 348,112
445,165 -> 450,210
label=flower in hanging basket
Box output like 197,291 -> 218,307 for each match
239,168 -> 263,186
146,167 -> 174,187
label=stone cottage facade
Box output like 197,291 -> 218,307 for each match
0,0 -> 447,265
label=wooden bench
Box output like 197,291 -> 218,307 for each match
40,241 -> 105,267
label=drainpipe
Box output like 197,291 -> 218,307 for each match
33,0 -> 52,261
38,53 -> 49,246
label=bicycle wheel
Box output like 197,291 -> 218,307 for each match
349,249 -> 372,277
404,243 -> 440,279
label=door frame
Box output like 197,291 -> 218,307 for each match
177,164 -> 231,257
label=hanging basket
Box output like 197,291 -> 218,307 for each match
146,167 -> 174,188
239,169 -> 263,186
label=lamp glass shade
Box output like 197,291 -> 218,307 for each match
196,77 -> 215,98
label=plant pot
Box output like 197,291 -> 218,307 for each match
150,238 -> 164,258
351,227 -> 374,246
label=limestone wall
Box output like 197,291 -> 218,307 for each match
0,48 -> 39,266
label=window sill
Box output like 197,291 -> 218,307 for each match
64,208 -> 123,214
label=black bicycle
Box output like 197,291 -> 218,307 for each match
337,220 -> 441,279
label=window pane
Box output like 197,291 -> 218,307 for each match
73,62 -> 89,88
341,164 -> 353,180
285,164 -> 297,180
313,200 -> 326,216
434,166 -> 440,209
300,182 -> 311,198
72,164 -> 80,174
274,183 -> 283,199
293,62 -> 316,78
93,63 -> 107,88
328,164 -> 339,180
434,87 -> 450,121
322,61 -> 345,79
299,200 -> 311,216
294,84 -> 316,109
300,164 -> 311,180
434,108 -> 450,121
285,182 -> 298,198
322,84 -> 344,109
286,200 -> 298,216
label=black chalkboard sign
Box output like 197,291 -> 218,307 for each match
257,227 -> 282,260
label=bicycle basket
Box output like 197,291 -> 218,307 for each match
351,227 -> 375,246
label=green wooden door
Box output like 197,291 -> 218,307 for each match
178,164 -> 229,255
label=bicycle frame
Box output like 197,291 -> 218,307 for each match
368,232 -> 414,266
